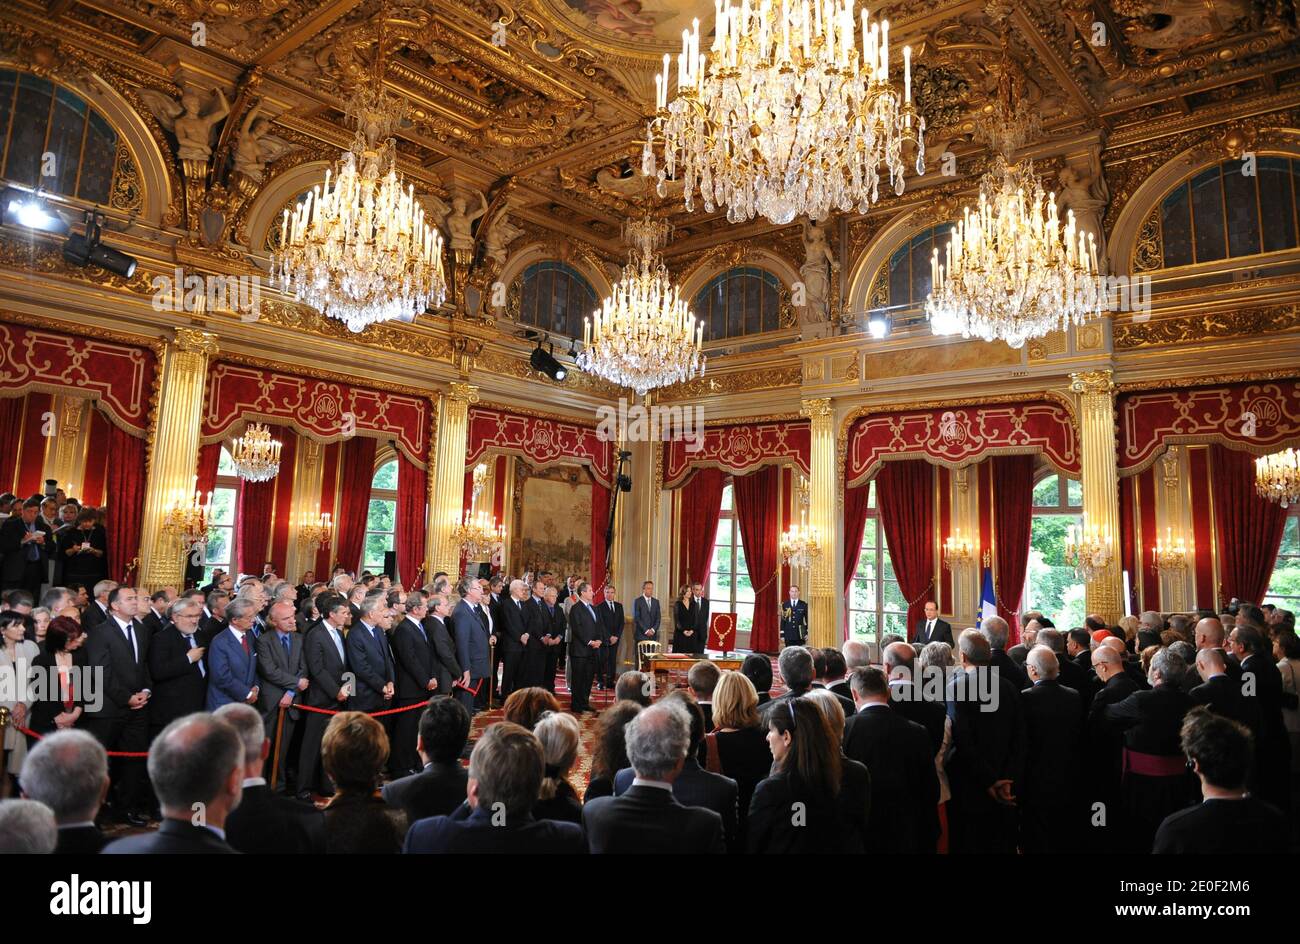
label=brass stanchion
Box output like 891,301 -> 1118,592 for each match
0,706 -> 10,799
269,704 -> 287,791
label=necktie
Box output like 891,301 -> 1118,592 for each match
331,629 -> 344,662
124,622 -> 137,662
190,633 -> 206,677
25,523 -> 38,561
281,633 -> 290,657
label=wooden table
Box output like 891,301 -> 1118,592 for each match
645,654 -> 746,695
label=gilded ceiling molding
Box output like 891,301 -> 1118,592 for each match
211,348 -> 442,409
655,365 -> 804,404
837,389 -> 1080,443
0,232 -> 159,297
1113,305 -> 1300,350
1115,369 -> 1300,394
250,298 -> 456,362
476,398 -> 601,429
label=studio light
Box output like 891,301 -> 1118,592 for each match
530,343 -> 567,382
2,187 -> 70,235
62,211 -> 137,278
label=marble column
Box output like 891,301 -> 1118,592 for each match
802,397 -> 838,649
138,328 -> 218,591
428,382 -> 477,577
1070,369 -> 1124,622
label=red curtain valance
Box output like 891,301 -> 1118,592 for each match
1117,378 -> 1300,475
845,400 -> 1079,486
0,320 -> 157,437
201,361 -> 432,466
466,406 -> 614,488
662,420 -> 811,489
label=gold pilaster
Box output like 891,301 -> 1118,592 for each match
1070,369 -> 1123,622
285,437 -> 324,583
428,382 -> 478,576
138,329 -> 218,591
47,396 -> 88,497
801,397 -> 838,649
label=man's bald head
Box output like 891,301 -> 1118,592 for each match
1091,644 -> 1123,681
883,641 -> 916,675
841,639 -> 871,670
1101,636 -> 1127,654
1194,617 -> 1225,650
1195,646 -> 1226,679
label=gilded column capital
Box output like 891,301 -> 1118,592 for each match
173,328 -> 219,357
800,397 -> 833,421
1069,369 -> 1115,397
447,382 -> 480,405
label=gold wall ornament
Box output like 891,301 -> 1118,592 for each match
1070,367 -> 1123,620
1113,304 -> 1300,350
1160,447 -> 1181,489
655,365 -> 803,403
1131,207 -> 1163,273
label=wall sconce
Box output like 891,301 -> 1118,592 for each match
1152,527 -> 1190,575
942,530 -> 977,572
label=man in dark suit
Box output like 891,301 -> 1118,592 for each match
567,581 -> 603,713
392,590 -> 442,775
1153,706 -> 1288,854
763,646 -> 855,720
584,701 -> 726,854
612,692 -> 738,850
0,498 -> 52,598
256,600 -> 309,791
403,721 -> 585,854
1229,624 -> 1292,812
599,583 -> 625,690
633,580 -> 661,645
1019,646 -> 1085,853
383,697 -> 472,824
499,577 -> 538,697
845,666 -> 940,853
347,596 -> 397,768
538,586 -> 566,693
215,703 -> 323,854
1038,628 -> 1095,711
147,598 -> 209,737
452,579 -> 493,715
81,579 -> 115,631
487,576 -> 506,704
298,596 -> 351,797
981,616 -> 1029,691
139,589 -> 171,641
780,585 -> 808,646
946,625 -> 1026,855
200,589 -> 229,644
423,592 -> 467,696
102,714 -> 243,854
1083,644 -> 1139,851
81,585 -> 152,826
205,597 -> 260,711
882,641 -> 947,753
1190,647 -> 1259,730
914,600 -> 953,646
1066,628 -> 1094,674
18,729 -> 110,854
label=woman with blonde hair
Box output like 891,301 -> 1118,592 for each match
1118,615 -> 1140,653
704,670 -> 771,846
532,710 -> 582,824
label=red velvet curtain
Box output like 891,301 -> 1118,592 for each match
677,467 -> 726,592
1119,474 -> 1138,617
842,484 -> 873,639
733,465 -> 780,653
0,395 -> 23,493
16,393 -> 52,498
991,454 -> 1035,638
591,476 -> 611,603
1212,444 -> 1289,604
237,426 -> 295,576
314,441 -> 340,577
79,409 -> 110,507
333,435 -> 377,575
876,460 -> 936,639
195,442 -> 222,498
396,451 -> 427,588
105,423 -> 147,584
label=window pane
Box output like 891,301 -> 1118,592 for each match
734,573 -> 754,602
47,88 -> 87,197
734,547 -> 748,576
1024,513 -> 1086,628
1161,184 -> 1193,268
203,527 -> 230,568
715,521 -> 731,546
719,485 -> 733,511
883,612 -> 907,636
366,498 -> 395,533
1032,475 -> 1059,507
6,75 -> 53,186
850,611 -> 876,641
1280,517 -> 1299,555
79,110 -> 116,203
1258,158 -> 1297,253
735,602 -> 754,633
372,460 -> 398,490
882,580 -> 907,611
713,546 -> 732,574
1222,160 -> 1261,258
849,578 -> 875,610
209,487 -> 237,526
363,531 -> 392,570
1190,166 -> 1226,263
1066,477 -> 1083,507
217,447 -> 237,476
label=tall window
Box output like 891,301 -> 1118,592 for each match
513,261 -> 597,339
847,482 -> 906,642
1265,509 -> 1300,612
709,483 -> 755,633
1023,473 -> 1085,628
0,70 -> 121,204
363,458 -> 397,574
201,447 -> 239,585
693,267 -> 782,341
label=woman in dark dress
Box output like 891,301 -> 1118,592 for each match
584,700 -> 642,801
805,688 -> 872,853
704,671 -> 773,848
27,618 -> 89,736
532,710 -> 583,823
748,698 -> 853,854
672,584 -> 694,654
320,712 -> 407,854
58,508 -> 108,590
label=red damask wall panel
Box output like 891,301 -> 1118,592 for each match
466,406 -> 613,487
662,420 -> 811,488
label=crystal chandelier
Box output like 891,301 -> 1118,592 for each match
453,463 -> 506,559
925,33 -> 1100,348
1065,516 -> 1113,582
642,0 -> 923,225
271,11 -> 446,332
780,512 -> 822,569
229,423 -> 282,483
1256,449 -> 1300,508
162,476 -> 211,549
576,215 -> 705,395
1151,527 -> 1190,575
941,530 -> 977,572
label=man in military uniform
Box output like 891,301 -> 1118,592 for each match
780,585 -> 808,647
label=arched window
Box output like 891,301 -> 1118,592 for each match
202,447 -> 240,585
847,481 -> 906,642
511,261 -> 598,338
1265,507 -> 1300,612
710,483 -> 755,633
692,266 -> 782,341
363,457 -> 397,574
1022,473 -> 1085,628
0,70 -> 122,204
862,223 -> 955,328
1137,157 -> 1300,270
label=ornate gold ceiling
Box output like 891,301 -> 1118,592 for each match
1,0 -> 1297,271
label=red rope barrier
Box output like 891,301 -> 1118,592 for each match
11,724 -> 149,757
